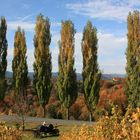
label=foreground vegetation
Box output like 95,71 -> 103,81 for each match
0,8 -> 140,140
60,106 -> 140,140
1,106 -> 140,140
0,122 -> 22,140
0,10 -> 140,122
0,121 -> 74,140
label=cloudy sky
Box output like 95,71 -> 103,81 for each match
1,0 -> 140,74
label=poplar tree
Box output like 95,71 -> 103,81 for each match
82,21 -> 101,121
12,27 -> 28,97
126,11 -> 140,108
57,20 -> 77,120
0,17 -> 7,100
33,14 -> 52,117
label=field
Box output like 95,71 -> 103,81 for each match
1,106 -> 140,140
22,125 -> 73,140
5,121 -> 81,140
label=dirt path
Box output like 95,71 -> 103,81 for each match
0,115 -> 94,126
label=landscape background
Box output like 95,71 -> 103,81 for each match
2,0 -> 139,74
0,1 -> 140,140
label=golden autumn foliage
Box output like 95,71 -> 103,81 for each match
0,122 -> 22,140
60,107 -> 140,140
33,14 -> 52,117
57,20 -> 77,120
82,21 -> 101,121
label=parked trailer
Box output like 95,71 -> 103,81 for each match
33,124 -> 59,138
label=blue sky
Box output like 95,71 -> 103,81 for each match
1,0 -> 140,74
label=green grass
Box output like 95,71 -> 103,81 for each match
6,122 -> 75,140
23,125 -> 74,140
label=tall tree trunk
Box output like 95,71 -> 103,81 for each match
66,107 -> 70,120
89,111 -> 93,122
43,104 -> 46,118
22,114 -> 25,131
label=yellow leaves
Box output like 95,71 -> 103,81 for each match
60,108 -> 140,140
132,112 -> 139,121
59,20 -> 75,73
136,108 -> 140,114
34,14 -> 51,64
13,47 -> 19,57
60,124 -> 93,140
0,122 -> 22,140
13,29 -> 27,61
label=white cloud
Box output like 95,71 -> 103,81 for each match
7,47 -> 13,72
51,31 -> 60,72
66,0 -> 140,21
6,29 -> 61,73
7,47 -> 35,72
98,32 -> 127,74
73,31 -> 127,73
19,14 -> 34,22
27,49 -> 34,72
98,32 -> 127,55
7,21 -> 60,32
6,30 -> 127,74
75,32 -> 83,72
99,59 -> 126,74
50,32 -> 83,73
7,21 -> 35,31
51,22 -> 61,27
47,31 -> 127,74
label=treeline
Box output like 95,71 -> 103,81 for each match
0,14 -> 101,121
0,10 -> 140,121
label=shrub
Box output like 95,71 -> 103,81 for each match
36,105 -> 45,117
70,103 -> 81,120
71,95 -> 89,120
60,124 -> 92,140
46,101 -> 62,119
60,106 -> 140,140
93,108 -> 106,121
28,108 -> 37,117
0,122 -> 22,140
79,106 -> 89,121
4,95 -> 14,107
46,104 -> 57,118
102,80 -> 114,89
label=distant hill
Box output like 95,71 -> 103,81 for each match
6,71 -> 125,81
102,74 -> 126,80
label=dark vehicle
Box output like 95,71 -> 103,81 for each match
33,124 -> 59,138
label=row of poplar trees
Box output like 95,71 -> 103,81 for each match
126,10 -> 140,108
0,14 -> 101,121
31,15 -> 101,121
0,10 -> 140,121
0,17 -> 7,101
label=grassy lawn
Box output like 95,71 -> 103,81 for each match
23,125 -> 74,140
6,122 -> 75,140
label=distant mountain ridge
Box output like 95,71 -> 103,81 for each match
6,71 -> 125,81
